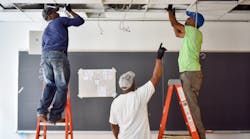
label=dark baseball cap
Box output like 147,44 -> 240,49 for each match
186,11 -> 204,28
42,6 -> 59,21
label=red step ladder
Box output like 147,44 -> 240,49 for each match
35,87 -> 73,139
158,79 -> 200,139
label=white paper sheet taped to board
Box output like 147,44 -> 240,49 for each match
78,68 -> 117,98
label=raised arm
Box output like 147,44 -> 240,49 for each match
65,4 -> 79,17
166,5 -> 185,38
64,4 -> 84,26
150,43 -> 166,88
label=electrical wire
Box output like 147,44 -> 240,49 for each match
119,0 -> 133,32
143,0 -> 151,20
98,13 -> 104,35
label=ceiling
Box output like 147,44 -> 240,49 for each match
0,0 -> 250,22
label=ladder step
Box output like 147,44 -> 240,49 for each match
163,134 -> 191,139
168,79 -> 182,85
38,131 -> 72,136
39,122 -> 70,126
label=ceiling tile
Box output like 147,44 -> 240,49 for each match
220,11 -> 250,21
187,1 -> 238,20
7,0 -> 54,3
0,0 -> 249,21
239,0 -> 250,5
55,0 -> 102,4
3,0 -> 196,4
0,0 -> 12,3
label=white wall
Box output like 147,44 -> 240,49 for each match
30,21 -> 250,53
0,21 -> 250,139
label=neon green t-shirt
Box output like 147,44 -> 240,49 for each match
178,25 -> 202,72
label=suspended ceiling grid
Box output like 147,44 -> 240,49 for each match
0,0 -> 249,22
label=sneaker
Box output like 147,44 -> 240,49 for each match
37,114 -> 47,122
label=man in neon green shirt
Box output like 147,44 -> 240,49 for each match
167,5 -> 206,139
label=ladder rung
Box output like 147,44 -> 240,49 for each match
163,134 -> 191,139
168,79 -> 182,85
39,122 -> 70,126
38,131 -> 72,136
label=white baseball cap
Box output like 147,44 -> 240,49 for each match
119,71 -> 135,91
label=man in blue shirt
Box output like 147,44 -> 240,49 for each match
37,5 -> 84,123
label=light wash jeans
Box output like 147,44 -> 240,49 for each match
37,51 -> 70,122
180,71 -> 206,139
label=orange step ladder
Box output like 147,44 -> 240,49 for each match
158,79 -> 200,139
35,87 -> 73,139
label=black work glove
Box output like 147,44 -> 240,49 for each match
65,4 -> 72,12
165,4 -> 175,16
165,5 -> 173,11
157,43 -> 167,59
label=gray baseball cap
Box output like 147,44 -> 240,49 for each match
42,6 -> 59,21
119,71 -> 135,91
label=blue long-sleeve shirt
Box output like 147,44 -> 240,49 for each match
42,16 -> 84,53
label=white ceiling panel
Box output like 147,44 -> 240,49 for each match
220,11 -> 250,21
0,10 -> 88,22
6,0 -> 54,3
103,0 -> 196,4
0,0 -> 10,3
144,12 -> 188,20
104,11 -> 187,20
2,0 -> 196,4
55,0 -> 102,4
105,11 -> 145,20
187,1 -> 238,20
239,0 -> 250,5
143,11 -> 170,20
0,1 -> 249,22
